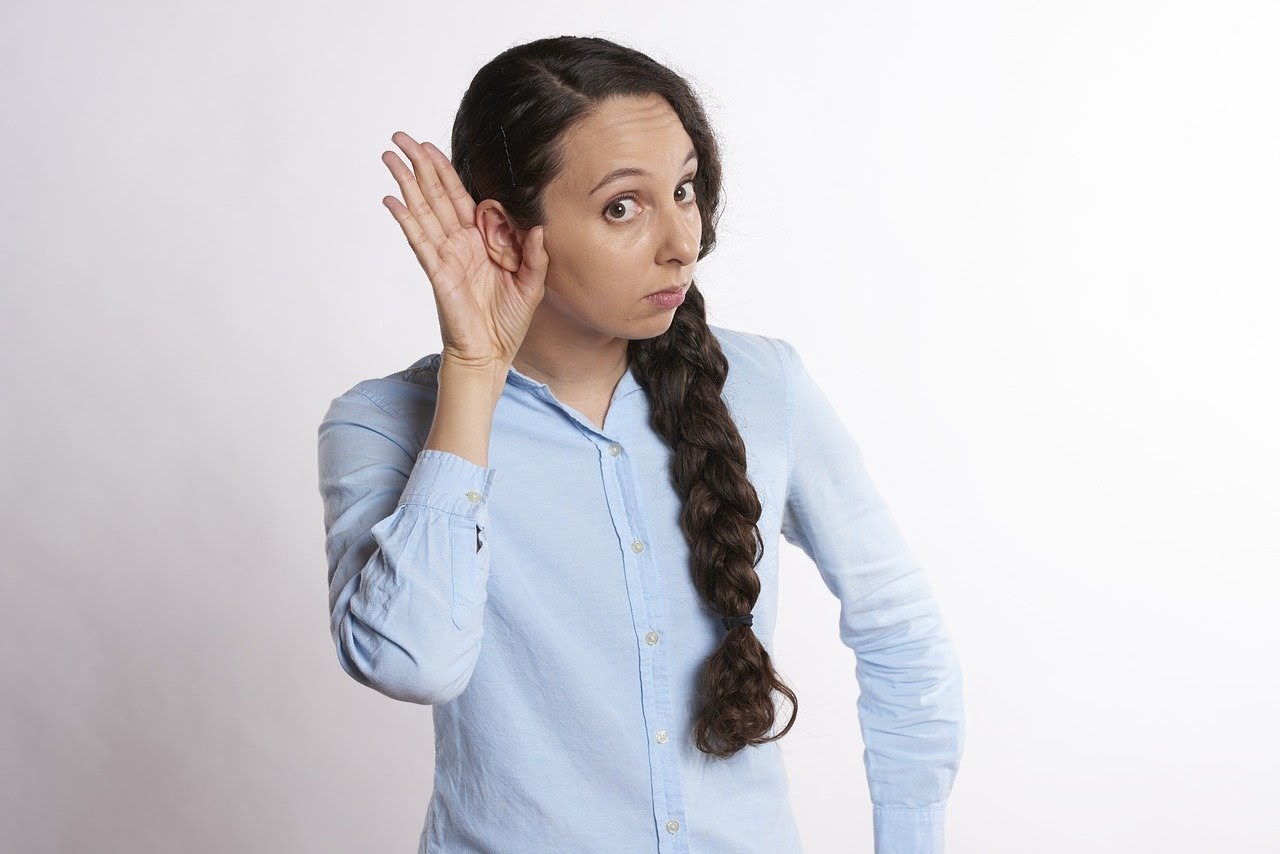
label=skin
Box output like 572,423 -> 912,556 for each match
475,93 -> 703,425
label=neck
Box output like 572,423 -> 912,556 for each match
511,325 -> 631,399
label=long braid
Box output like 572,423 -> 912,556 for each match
629,283 -> 799,756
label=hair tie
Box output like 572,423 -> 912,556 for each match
721,613 -> 753,631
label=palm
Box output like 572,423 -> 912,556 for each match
430,222 -> 541,363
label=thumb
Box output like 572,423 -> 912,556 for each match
516,226 -> 549,286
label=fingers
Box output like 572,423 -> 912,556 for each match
418,139 -> 477,228
382,144 -> 447,249
381,193 -> 442,277
392,132 -> 465,237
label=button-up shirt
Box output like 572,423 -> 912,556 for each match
316,324 -> 965,853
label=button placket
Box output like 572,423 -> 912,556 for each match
599,435 -> 688,851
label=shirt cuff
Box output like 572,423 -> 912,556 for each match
397,449 -> 497,519
872,804 -> 947,854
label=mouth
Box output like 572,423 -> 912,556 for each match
648,282 -> 690,296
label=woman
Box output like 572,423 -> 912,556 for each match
317,35 -> 964,854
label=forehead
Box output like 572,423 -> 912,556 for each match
552,94 -> 695,191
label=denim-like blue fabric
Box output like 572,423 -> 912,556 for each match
317,324 -> 964,853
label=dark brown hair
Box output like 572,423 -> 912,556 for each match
450,35 -> 797,757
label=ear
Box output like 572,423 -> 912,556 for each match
474,201 -> 527,274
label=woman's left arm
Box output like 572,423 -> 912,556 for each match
771,337 -> 966,854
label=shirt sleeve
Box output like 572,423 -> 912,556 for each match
317,383 -> 498,705
771,338 -> 965,854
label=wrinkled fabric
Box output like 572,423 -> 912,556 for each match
317,324 -> 964,853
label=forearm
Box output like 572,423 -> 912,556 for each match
424,360 -> 505,467
319,379 -> 500,705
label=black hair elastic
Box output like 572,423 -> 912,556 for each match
721,613 -> 754,631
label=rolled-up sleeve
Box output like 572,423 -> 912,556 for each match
771,338 -> 965,854
317,383 -> 498,706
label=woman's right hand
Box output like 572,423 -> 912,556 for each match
381,132 -> 548,376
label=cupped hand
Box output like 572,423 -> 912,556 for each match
381,132 -> 547,373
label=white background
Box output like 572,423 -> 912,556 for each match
2,1 -> 1277,852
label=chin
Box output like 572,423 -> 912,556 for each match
635,313 -> 680,338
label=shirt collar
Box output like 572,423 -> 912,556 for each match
419,353 -> 643,401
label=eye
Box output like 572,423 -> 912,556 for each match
603,195 -> 640,223
602,178 -> 699,224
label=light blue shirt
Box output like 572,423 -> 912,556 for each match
317,324 -> 964,853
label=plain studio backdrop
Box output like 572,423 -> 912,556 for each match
2,1 -> 1277,852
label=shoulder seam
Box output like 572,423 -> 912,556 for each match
351,382 -> 419,435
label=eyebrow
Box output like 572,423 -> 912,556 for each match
587,148 -> 698,198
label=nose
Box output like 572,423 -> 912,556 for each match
658,199 -> 700,268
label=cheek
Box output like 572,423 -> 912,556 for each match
575,231 -> 656,283
547,233 -> 635,298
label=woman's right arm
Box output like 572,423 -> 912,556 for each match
317,371 -> 499,706
319,130 -> 545,704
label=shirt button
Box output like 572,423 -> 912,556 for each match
608,442 -> 622,456
666,820 -> 680,834
464,490 -> 482,503
645,631 -> 659,645
631,540 -> 645,553
655,730 -> 668,744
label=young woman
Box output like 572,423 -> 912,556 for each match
318,35 -> 964,854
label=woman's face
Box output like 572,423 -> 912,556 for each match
534,93 -> 703,341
